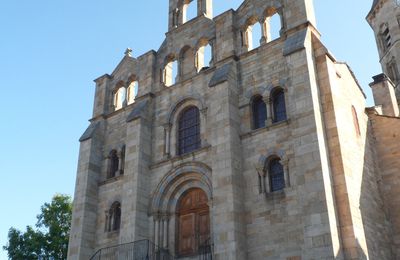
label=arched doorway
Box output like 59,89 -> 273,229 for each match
177,188 -> 210,256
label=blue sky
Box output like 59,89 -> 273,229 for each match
0,0 -> 380,258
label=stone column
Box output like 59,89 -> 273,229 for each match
164,123 -> 172,157
282,159 -> 290,188
264,97 -> 273,126
200,108 -> 208,146
260,18 -> 268,44
117,155 -> 123,176
154,217 -> 160,246
163,215 -> 169,249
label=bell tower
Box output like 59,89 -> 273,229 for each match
168,0 -> 213,31
367,0 -> 400,91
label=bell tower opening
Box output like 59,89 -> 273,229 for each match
169,0 -> 213,30
176,188 -> 210,257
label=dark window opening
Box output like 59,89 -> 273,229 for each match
272,89 -> 287,123
106,202 -> 121,232
107,150 -> 119,179
252,96 -> 267,129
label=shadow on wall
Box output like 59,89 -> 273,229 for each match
358,121 -> 393,259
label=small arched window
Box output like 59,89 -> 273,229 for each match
263,8 -> 282,43
268,158 -> 285,192
196,41 -> 212,72
106,202 -> 121,232
114,87 -> 126,110
272,88 -> 287,123
244,18 -> 262,51
183,0 -> 197,23
178,106 -> 201,155
163,57 -> 178,87
127,81 -> 138,105
252,96 -> 267,129
107,150 -> 119,179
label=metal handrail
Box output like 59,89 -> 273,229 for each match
89,239 -> 173,260
198,238 -> 213,260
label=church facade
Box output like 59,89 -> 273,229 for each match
68,0 -> 400,259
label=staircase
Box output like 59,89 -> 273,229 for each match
89,240 -> 173,260
89,239 -> 213,260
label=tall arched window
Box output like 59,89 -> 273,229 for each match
107,150 -> 119,179
106,202 -> 121,232
178,106 -> 201,155
268,158 -> 285,192
272,88 -> 287,123
252,96 -> 267,129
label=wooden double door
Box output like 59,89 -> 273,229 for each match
177,188 -> 210,256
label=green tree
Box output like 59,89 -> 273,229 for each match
3,194 -> 72,260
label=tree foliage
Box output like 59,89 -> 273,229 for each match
3,194 -> 72,260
